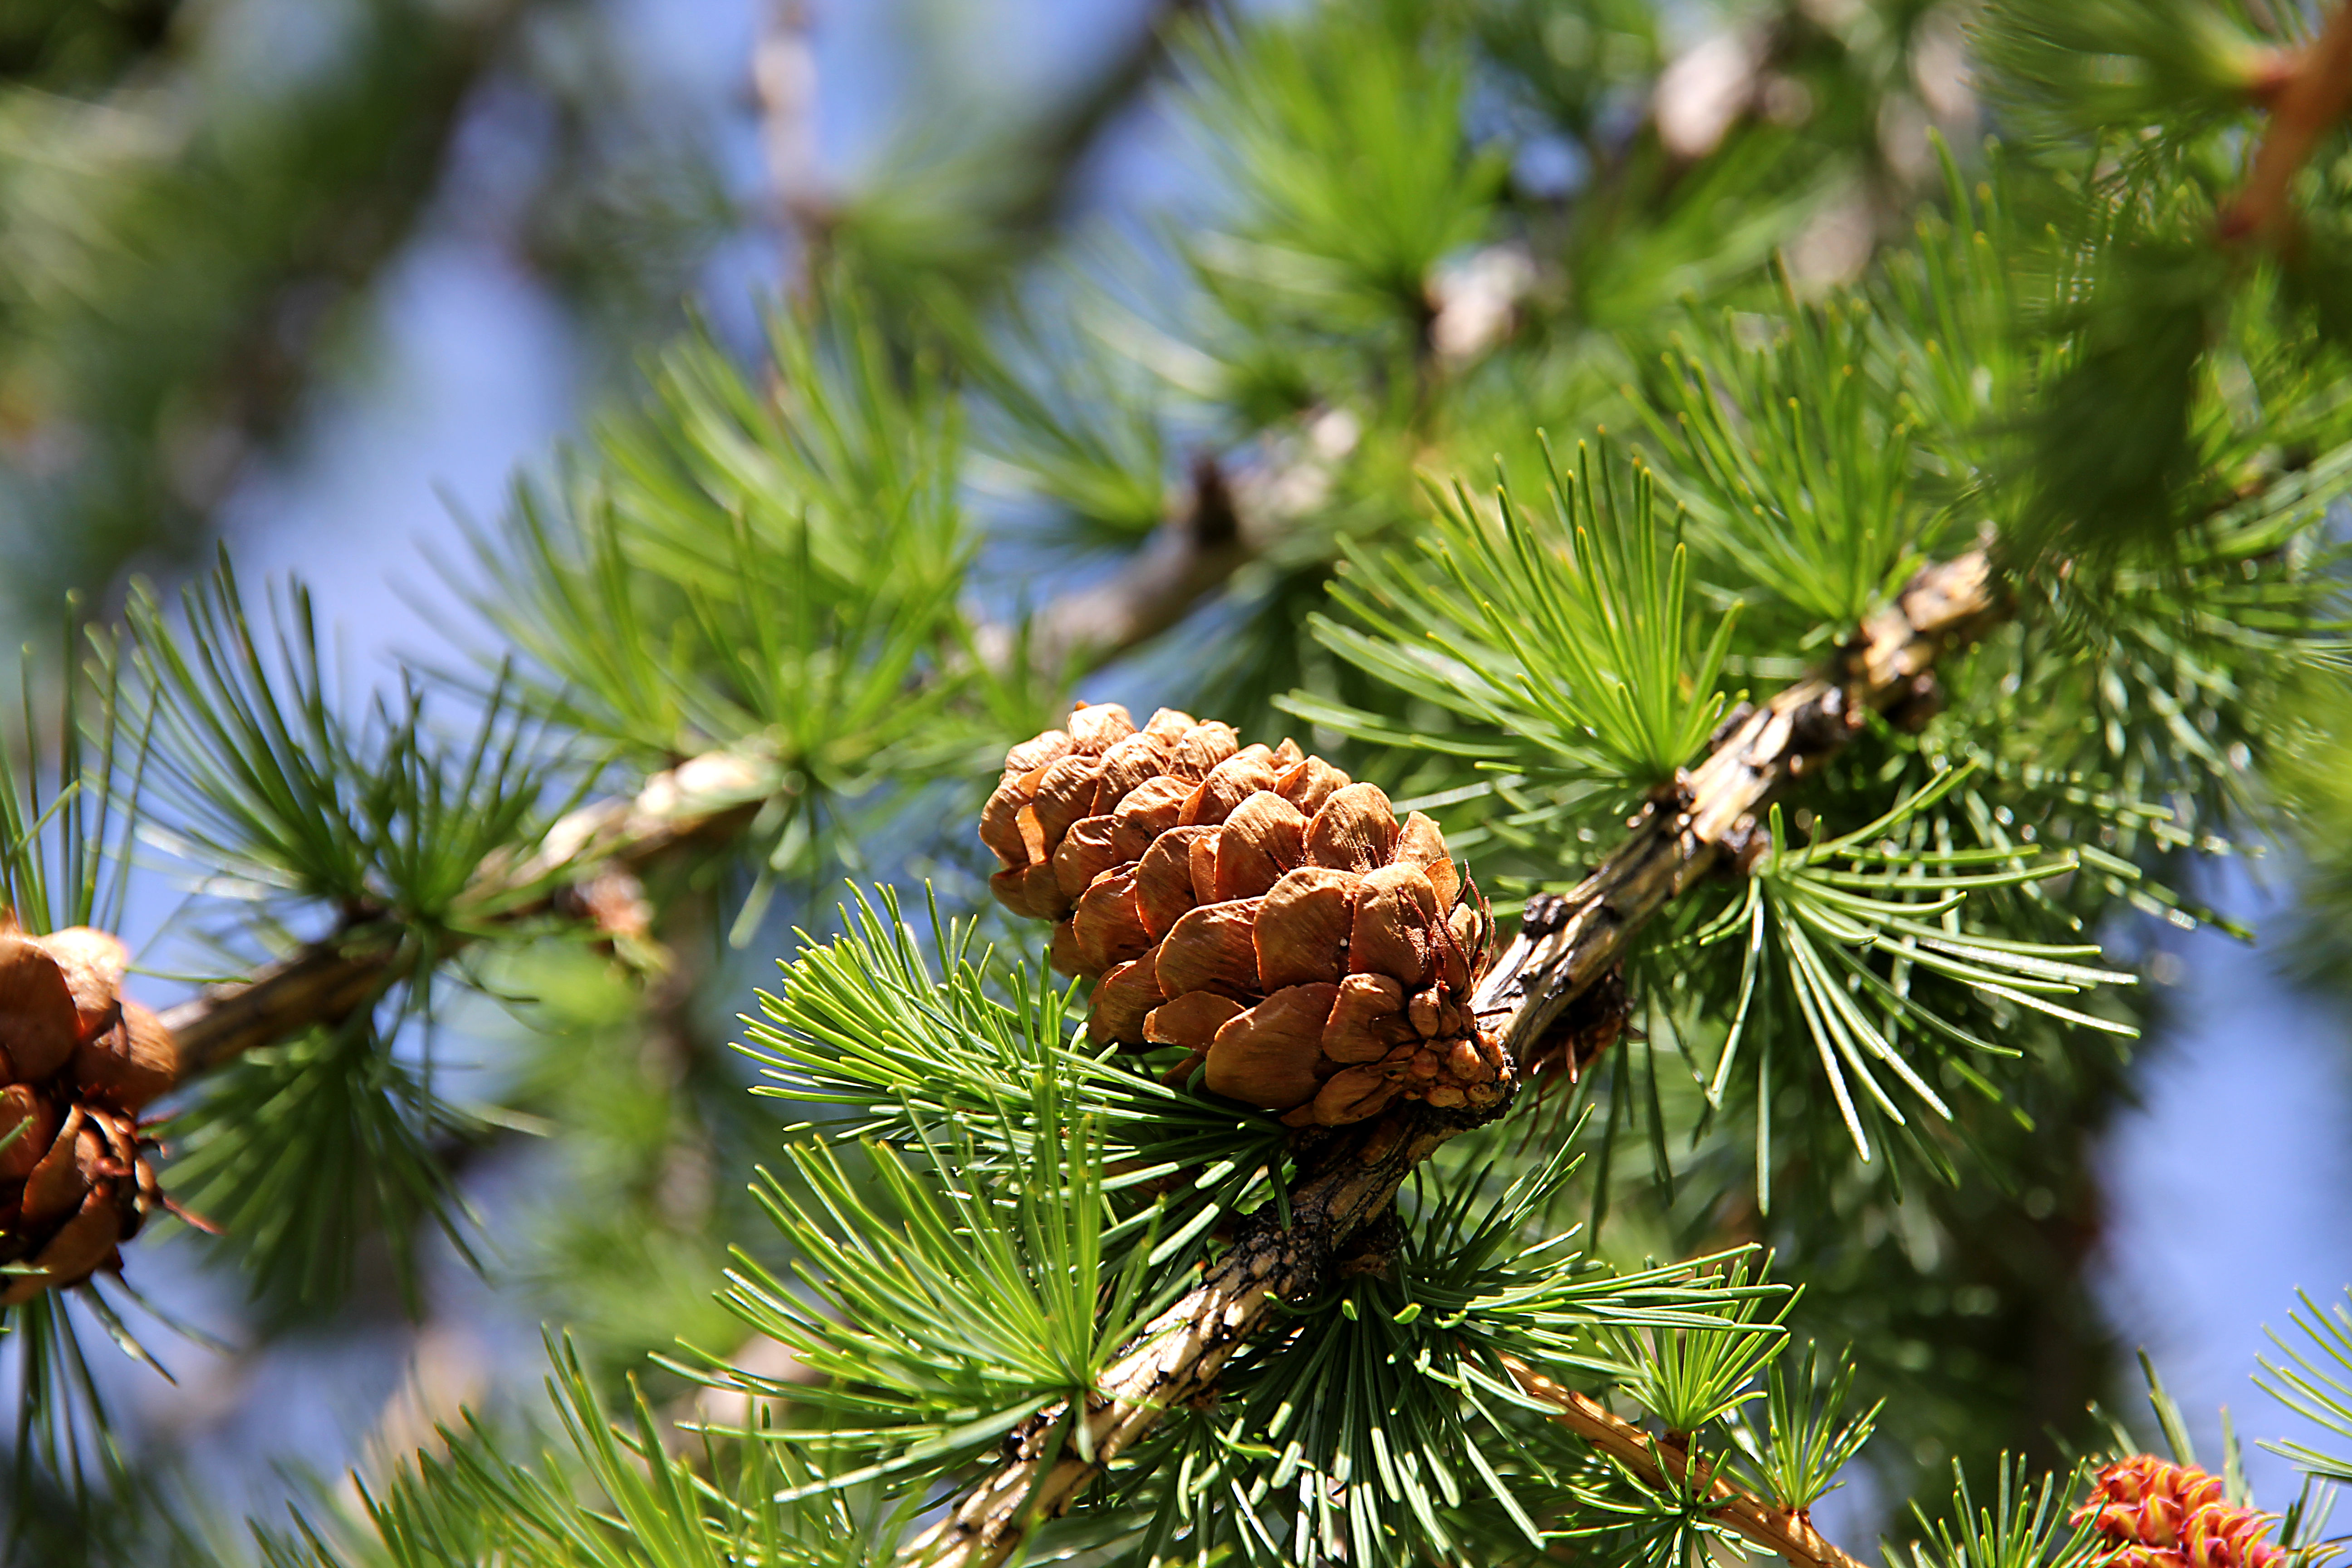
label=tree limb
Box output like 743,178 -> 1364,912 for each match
903,548 -> 2000,1568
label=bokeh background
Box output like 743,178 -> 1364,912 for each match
5,0 -> 2347,1547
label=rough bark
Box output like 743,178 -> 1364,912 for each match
902,549 -> 2000,1568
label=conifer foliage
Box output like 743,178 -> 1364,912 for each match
15,1 -> 2352,1566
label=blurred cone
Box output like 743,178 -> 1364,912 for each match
0,925 -> 175,1305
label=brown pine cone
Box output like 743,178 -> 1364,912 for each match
982,704 -> 1509,1127
0,921 -> 178,1306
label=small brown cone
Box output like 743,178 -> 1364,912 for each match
983,706 -> 1509,1126
0,917 -> 177,1305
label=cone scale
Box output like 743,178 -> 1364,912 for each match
982,702 -> 1510,1127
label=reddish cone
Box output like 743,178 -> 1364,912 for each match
2072,1457 -> 2283,1568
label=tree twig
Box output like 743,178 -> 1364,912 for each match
2223,0 -> 2352,242
1476,548 -> 1997,1063
901,1106 -> 1463,1563
158,750 -> 775,1081
755,0 -> 828,286
1499,1354 -> 1868,1568
971,453 -> 1250,678
901,547 -> 2001,1568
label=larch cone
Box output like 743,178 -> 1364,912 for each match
2071,1456 -> 2283,1568
981,702 -> 1509,1127
0,919 -> 179,1306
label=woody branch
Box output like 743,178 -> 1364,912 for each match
901,547 -> 1999,1568
2224,0 -> 2352,242
1502,1354 -> 1867,1568
141,536 -> 1991,1568
159,454 -> 1275,1082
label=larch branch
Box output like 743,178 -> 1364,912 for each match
1500,1354 -> 1869,1568
159,750 -> 775,1080
2223,0 -> 2352,242
161,453 -> 1273,1080
901,547 -> 2001,1568
140,506 -> 1992,1567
